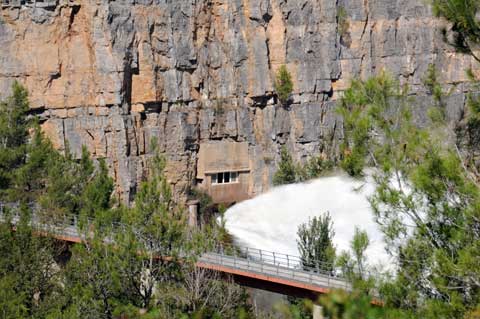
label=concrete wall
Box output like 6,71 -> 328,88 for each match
201,172 -> 250,204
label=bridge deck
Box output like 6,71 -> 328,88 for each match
0,209 -> 351,297
199,253 -> 351,295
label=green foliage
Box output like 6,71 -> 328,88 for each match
337,71 -> 408,176
0,274 -> 28,319
337,6 -> 350,38
432,0 -> 480,179
0,210 -> 63,318
275,65 -> 294,105
335,227 -> 376,294
423,64 -> 444,106
0,81 -> 30,149
456,69 -> 480,177
338,72 -> 480,317
296,155 -> 334,182
0,83 -> 257,318
273,146 -> 297,186
188,187 -> 218,225
62,240 -> 123,319
10,128 -> 53,202
319,290 -> 412,319
297,212 -> 336,273
0,82 -> 31,194
0,83 -> 114,219
273,299 -> 313,319
79,158 -> 114,217
273,147 -> 333,186
351,227 -> 369,279
29,145 -> 114,222
422,63 -> 451,126
432,0 -> 480,61
113,148 -> 187,310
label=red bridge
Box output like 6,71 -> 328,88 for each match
0,208 -> 353,303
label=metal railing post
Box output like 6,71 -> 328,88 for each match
1,208 -> 357,293
260,249 -> 263,272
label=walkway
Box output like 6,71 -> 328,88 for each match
0,207 -> 352,298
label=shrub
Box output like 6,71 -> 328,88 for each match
272,146 -> 296,186
273,148 -> 333,186
274,65 -> 293,105
296,156 -> 334,182
337,6 -> 350,38
297,212 -> 336,273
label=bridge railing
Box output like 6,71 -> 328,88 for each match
210,243 -> 347,280
201,249 -> 352,291
0,202 -> 101,237
0,203 -> 342,270
0,203 -> 352,290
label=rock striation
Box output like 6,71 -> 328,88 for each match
0,0 -> 477,202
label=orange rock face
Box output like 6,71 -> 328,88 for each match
0,0 -> 477,202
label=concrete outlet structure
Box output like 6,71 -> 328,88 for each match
196,141 -> 252,204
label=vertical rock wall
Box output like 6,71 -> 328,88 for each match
0,0 -> 477,202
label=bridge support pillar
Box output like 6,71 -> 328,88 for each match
313,304 -> 324,319
187,200 -> 199,228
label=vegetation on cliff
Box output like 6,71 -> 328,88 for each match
2,0 -> 480,317
272,146 -> 297,186
274,65 -> 294,105
276,1 -> 480,316
0,84 -> 252,318
334,16 -> 480,314
336,67 -> 480,317
273,147 -> 333,186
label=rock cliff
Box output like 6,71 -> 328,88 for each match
0,0 -> 477,202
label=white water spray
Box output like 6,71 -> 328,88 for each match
223,173 -> 391,268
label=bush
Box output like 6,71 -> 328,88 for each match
275,65 -> 293,105
272,146 -> 296,186
273,147 -> 334,186
296,156 -> 334,182
337,6 -> 350,38
297,212 -> 336,273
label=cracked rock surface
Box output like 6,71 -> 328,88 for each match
0,0 -> 477,202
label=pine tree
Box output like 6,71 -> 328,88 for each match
0,208 -> 63,317
62,237 -> 123,319
116,148 -> 188,310
296,155 -> 333,182
275,65 -> 294,105
273,146 -> 297,186
297,213 -> 336,273
79,157 -> 114,218
350,227 -> 369,280
0,82 -> 31,195
432,0 -> 480,62
338,72 -> 480,317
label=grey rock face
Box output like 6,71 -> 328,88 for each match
0,0 -> 476,202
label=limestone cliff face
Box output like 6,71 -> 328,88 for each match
0,0 -> 477,202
